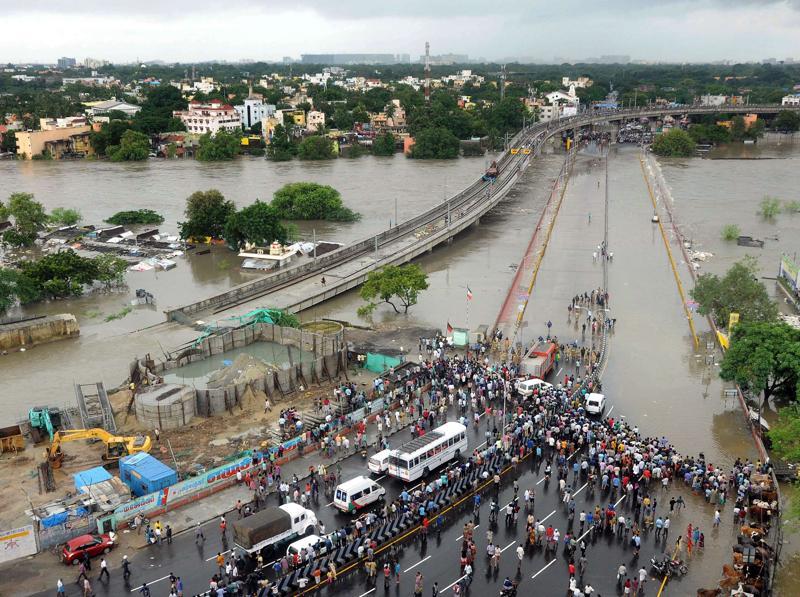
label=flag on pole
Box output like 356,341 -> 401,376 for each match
466,286 -> 473,301
446,322 -> 454,335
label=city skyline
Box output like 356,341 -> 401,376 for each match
2,0 -> 800,64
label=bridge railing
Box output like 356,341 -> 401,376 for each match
166,103 -> 796,320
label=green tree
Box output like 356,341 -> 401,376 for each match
105,209 -> 164,225
48,207 -> 82,226
720,321 -> 800,403
372,132 -> 396,156
409,127 -> 460,159
18,249 -> 100,300
332,107 -> 354,131
108,129 -> 150,162
774,110 -> 800,132
1,192 -> 48,247
90,120 -> 133,156
196,130 -> 240,161
93,254 -> 128,288
768,406 -> 800,463
1,131 -> 17,153
720,224 -> 740,241
688,124 -> 731,145
297,135 -> 337,160
357,264 -> 429,315
272,183 -> 359,222
223,200 -> 289,249
133,85 -> 187,134
690,256 -> 778,325
179,189 -> 236,240
0,268 -> 20,314
267,124 -> 295,161
651,129 -> 696,157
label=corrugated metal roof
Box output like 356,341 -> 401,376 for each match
120,453 -> 175,481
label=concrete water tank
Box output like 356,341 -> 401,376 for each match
134,384 -> 196,430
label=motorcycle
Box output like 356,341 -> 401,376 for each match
650,554 -> 688,578
500,582 -> 518,596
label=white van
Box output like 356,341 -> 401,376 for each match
368,449 -> 392,474
333,475 -> 386,513
286,534 -> 329,558
517,378 -> 554,397
585,393 -> 606,415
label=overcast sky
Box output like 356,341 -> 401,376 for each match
4,0 -> 799,64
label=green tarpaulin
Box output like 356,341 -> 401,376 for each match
365,353 -> 402,373
452,328 -> 469,347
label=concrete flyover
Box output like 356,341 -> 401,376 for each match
165,103 -> 799,323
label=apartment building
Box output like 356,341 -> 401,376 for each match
173,101 -> 241,135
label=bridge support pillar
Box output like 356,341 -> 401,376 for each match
474,217 -> 481,227
447,236 -> 454,245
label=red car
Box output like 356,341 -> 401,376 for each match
61,533 -> 114,565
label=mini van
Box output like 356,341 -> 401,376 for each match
333,475 -> 386,513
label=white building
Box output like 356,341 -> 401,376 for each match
235,93 -> 276,129
85,98 -> 142,117
700,94 -> 729,107
11,74 -> 37,82
561,76 -> 593,88
39,116 -> 90,130
306,110 -> 326,132
173,101 -> 241,135
781,94 -> 800,106
545,86 -> 580,108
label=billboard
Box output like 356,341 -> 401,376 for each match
164,454 -> 253,506
0,525 -> 37,563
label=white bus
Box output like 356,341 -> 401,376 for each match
387,421 -> 468,482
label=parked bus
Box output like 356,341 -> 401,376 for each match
387,421 -> 468,482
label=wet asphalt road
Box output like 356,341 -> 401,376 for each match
34,408 -> 694,597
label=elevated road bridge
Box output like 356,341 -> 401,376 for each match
165,104 -> 797,324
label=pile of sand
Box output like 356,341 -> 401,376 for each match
206,353 -> 279,389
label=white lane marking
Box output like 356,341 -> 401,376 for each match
556,368 -> 563,377
578,527 -> 593,541
615,494 -> 626,506
442,573 -> 468,592
131,575 -> 171,592
607,405 -> 615,416
573,482 -> 589,497
531,558 -> 557,580
404,555 -> 432,572
358,589 -> 376,597
476,441 -> 487,449
567,452 -> 576,461
455,524 -> 480,541
541,509 -> 557,523
499,540 -> 516,553
375,475 -> 386,482
205,549 -> 231,562
536,476 -> 546,485
325,501 -> 334,507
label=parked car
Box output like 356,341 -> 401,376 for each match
61,533 -> 114,565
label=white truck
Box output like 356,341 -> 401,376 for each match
232,503 -> 317,555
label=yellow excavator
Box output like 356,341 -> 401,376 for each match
46,429 -> 152,469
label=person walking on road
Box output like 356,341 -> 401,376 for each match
432,581 -> 439,597
616,563 -> 627,588
81,577 -> 92,597
122,555 -> 131,581
414,571 -> 424,597
76,560 -> 89,585
98,557 -> 110,581
195,522 -> 205,543
516,545 -> 524,572
139,582 -> 151,596
57,578 -> 65,596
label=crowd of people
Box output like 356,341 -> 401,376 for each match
115,319 -> 773,596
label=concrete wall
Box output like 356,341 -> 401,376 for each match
138,322 -> 345,419
0,314 -> 79,351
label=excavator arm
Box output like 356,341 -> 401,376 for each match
47,429 -> 152,468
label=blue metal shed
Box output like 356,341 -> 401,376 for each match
119,453 -> 177,497
73,466 -> 112,492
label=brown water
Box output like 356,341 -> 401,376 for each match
0,154 -> 488,423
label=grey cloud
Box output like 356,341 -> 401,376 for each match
10,0 -> 799,18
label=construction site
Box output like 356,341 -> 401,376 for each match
0,313 -> 423,538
